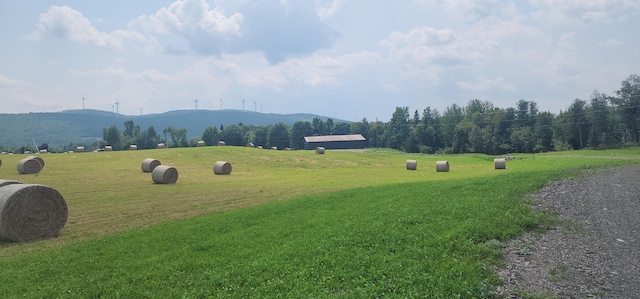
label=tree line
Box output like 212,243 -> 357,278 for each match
94,74 -> 639,154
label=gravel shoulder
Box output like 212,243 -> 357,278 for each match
498,167 -> 640,298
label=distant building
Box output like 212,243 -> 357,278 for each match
303,134 -> 366,150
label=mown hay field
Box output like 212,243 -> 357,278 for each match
1,147 -> 638,256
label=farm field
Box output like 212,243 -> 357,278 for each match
1,147 -> 639,297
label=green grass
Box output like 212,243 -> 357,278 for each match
0,147 -> 639,297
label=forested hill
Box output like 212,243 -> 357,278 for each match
0,109 -> 339,149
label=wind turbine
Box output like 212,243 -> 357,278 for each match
194,98 -> 199,115
254,101 -> 257,112
220,98 -> 223,110
81,94 -> 86,110
115,98 -> 120,117
242,98 -> 245,110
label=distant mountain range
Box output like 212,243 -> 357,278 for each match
0,109 -> 343,149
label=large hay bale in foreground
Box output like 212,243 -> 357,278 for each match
152,165 -> 178,184
436,160 -> 450,172
17,158 -> 42,174
0,180 -> 21,188
26,156 -> 45,168
76,146 -> 85,152
197,141 -> 205,147
141,158 -> 161,173
0,184 -> 68,242
213,161 -> 232,175
316,147 -> 325,154
406,160 -> 417,170
494,158 -> 506,170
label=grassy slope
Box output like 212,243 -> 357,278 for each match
0,147 -> 639,297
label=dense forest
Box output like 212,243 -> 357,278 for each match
6,74 -> 637,154
94,74 -> 639,154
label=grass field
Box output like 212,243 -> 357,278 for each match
0,147 -> 639,297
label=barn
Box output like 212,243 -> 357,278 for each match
303,134 -> 366,150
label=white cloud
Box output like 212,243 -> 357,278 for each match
28,5 -> 149,51
599,38 -> 623,47
534,31 -> 584,83
129,0 -> 242,35
316,0 -> 347,18
530,0 -> 640,24
0,75 -> 28,87
129,0 -> 338,63
457,76 -> 514,91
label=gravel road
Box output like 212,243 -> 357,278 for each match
497,167 -> 640,298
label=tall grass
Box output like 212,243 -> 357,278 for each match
0,147 -> 639,297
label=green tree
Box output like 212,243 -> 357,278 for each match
138,126 -> 160,149
563,99 -> 589,150
222,124 -> 244,146
440,104 -> 464,149
164,126 -> 189,148
611,74 -> 640,142
254,126 -> 270,148
202,126 -> 221,146
267,122 -> 290,149
332,122 -> 351,135
588,90 -> 620,148
534,112 -> 554,152
312,118 -> 326,136
290,121 -> 314,150
385,107 -> 410,150
102,125 -> 123,150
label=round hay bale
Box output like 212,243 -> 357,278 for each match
284,147 -> 291,151
406,159 -> 417,170
217,141 -> 226,146
129,145 -> 138,150
104,146 -> 113,151
213,161 -> 232,175
435,160 -> 450,172
494,158 -> 506,170
0,180 -> 21,188
141,158 -> 161,173
271,146 -> 278,150
76,146 -> 85,152
316,147 -> 325,154
26,156 -> 44,168
39,149 -> 48,154
0,184 -> 68,242
152,165 -> 178,184
197,140 -> 205,147
257,146 -> 263,149
157,143 -> 166,149
17,158 -> 42,174
246,143 -> 255,147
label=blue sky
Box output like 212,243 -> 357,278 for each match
1,0 -> 638,121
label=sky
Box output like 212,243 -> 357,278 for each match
0,0 -> 639,121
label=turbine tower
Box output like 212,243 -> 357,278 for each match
242,98 -> 245,110
115,98 -> 120,117
220,98 -> 223,110
81,94 -> 86,110
254,101 -> 257,112
194,98 -> 199,115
